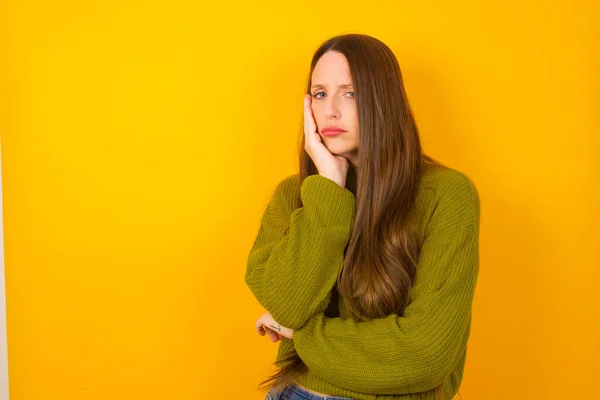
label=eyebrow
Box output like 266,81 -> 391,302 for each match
310,84 -> 354,90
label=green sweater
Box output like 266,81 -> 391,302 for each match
245,164 -> 480,399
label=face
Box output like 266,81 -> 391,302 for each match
310,51 -> 359,168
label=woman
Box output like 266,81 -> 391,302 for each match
245,33 -> 480,400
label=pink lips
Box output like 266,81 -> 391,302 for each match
321,127 -> 347,137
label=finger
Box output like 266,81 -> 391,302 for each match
266,328 -> 279,342
304,95 -> 318,139
255,318 -> 266,335
304,96 -> 312,142
305,95 -> 320,138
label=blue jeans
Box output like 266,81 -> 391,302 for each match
265,383 -> 353,400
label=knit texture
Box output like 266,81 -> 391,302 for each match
245,164 -> 480,400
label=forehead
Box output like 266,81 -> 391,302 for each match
311,51 -> 352,84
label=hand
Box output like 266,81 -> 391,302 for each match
304,94 -> 350,188
255,311 -> 294,342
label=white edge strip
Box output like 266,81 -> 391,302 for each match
0,138 -> 9,400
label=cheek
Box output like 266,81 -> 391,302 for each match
343,104 -> 357,122
350,110 -> 359,130
310,106 -> 322,122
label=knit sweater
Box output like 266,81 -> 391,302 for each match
245,163 -> 480,400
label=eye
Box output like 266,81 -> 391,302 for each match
345,91 -> 355,97
312,92 -> 325,99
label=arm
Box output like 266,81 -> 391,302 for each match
245,174 -> 356,330
292,173 -> 481,395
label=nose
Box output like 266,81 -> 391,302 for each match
324,95 -> 341,119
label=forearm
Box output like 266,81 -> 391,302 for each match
245,174 -> 356,329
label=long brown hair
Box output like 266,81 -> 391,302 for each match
258,33 -> 449,400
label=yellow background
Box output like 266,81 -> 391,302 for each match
0,0 -> 598,399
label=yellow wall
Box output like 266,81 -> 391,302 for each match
0,1 -> 597,399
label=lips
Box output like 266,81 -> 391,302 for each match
321,127 -> 347,136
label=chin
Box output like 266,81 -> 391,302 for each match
324,146 -> 346,156
324,142 -> 352,155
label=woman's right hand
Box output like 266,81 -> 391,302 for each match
304,94 -> 350,188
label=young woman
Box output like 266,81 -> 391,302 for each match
245,33 -> 481,400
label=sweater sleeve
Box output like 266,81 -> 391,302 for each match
244,174 -> 356,330
292,173 -> 480,395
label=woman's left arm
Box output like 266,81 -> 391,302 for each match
292,174 -> 481,395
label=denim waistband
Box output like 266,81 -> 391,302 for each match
266,383 -> 353,400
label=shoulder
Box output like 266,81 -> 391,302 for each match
421,163 -> 477,192
418,164 -> 481,237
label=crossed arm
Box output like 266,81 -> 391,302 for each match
246,171 -> 480,395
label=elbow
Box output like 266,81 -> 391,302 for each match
411,335 -> 468,392
260,294 -> 309,330
244,266 -> 325,331
244,269 -> 300,327
263,287 -> 333,330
